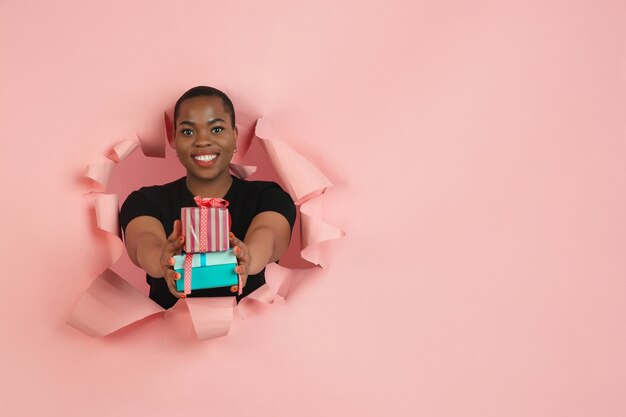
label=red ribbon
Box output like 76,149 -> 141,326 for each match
184,253 -> 193,295
193,196 -> 229,208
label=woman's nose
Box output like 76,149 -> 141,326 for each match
194,130 -> 212,145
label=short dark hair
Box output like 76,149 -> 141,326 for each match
173,86 -> 236,128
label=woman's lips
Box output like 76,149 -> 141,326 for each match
192,153 -> 218,168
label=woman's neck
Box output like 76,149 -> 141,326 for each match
185,171 -> 233,198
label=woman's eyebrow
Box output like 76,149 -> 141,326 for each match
178,118 -> 225,127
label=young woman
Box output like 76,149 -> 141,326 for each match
119,86 -> 296,309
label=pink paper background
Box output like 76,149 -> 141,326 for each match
2,1 -> 626,416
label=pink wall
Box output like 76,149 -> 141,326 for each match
2,0 -> 626,416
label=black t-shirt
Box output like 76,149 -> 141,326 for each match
119,175 -> 296,309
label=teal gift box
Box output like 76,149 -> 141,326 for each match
174,249 -> 238,292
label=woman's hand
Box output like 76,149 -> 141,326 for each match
159,220 -> 186,299
229,232 -> 250,291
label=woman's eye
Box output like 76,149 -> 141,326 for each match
211,127 -> 224,134
181,129 -> 193,136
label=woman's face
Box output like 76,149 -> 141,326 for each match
174,95 -> 238,182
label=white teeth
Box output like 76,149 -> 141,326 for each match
194,154 -> 217,162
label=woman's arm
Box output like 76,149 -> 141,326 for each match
229,211 -> 292,284
244,211 -> 292,275
124,216 -> 186,297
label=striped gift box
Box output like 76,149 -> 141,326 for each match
181,197 -> 231,253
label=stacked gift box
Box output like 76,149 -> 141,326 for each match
173,196 -> 240,295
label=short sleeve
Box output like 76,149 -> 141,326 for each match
119,190 -> 161,236
255,182 -> 297,231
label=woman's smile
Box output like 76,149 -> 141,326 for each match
192,151 -> 219,167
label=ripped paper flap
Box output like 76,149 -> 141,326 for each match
106,138 -> 140,163
66,269 -> 164,337
255,117 -> 332,205
186,297 -> 236,340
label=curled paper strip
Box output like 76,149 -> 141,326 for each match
95,194 -> 121,238
300,198 -> 345,268
136,112 -> 168,158
164,111 -> 174,148
85,159 -> 115,187
255,117 -> 333,205
263,263 -> 315,299
106,138 -> 140,163
237,284 -> 278,319
86,138 -> 140,188
69,113 -> 345,340
90,192 -> 124,267
254,118 -> 344,269
66,269 -> 164,337
229,162 -> 257,179
186,297 -> 236,340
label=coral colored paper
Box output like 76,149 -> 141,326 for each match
255,117 -> 333,204
253,118 -> 345,268
106,138 -> 140,163
263,263 -> 313,299
228,163 -> 257,179
164,111 -> 174,147
85,158 -> 115,187
2,2 -> 623,415
299,197 -> 345,267
66,269 -> 164,337
185,297 -> 236,340
136,113 -> 168,158
95,194 -> 120,238
237,284 -> 277,319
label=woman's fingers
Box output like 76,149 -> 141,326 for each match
167,220 -> 181,241
156,220 -> 185,298
164,268 -> 180,281
230,235 -> 249,263
160,248 -> 180,271
233,244 -> 247,262
169,237 -> 184,254
161,229 -> 185,268
166,220 -> 185,252
229,233 -> 238,248
229,233 -> 251,291
164,268 -> 186,298
172,219 -> 182,239
234,257 -> 249,290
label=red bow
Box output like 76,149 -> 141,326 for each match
193,196 -> 229,208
